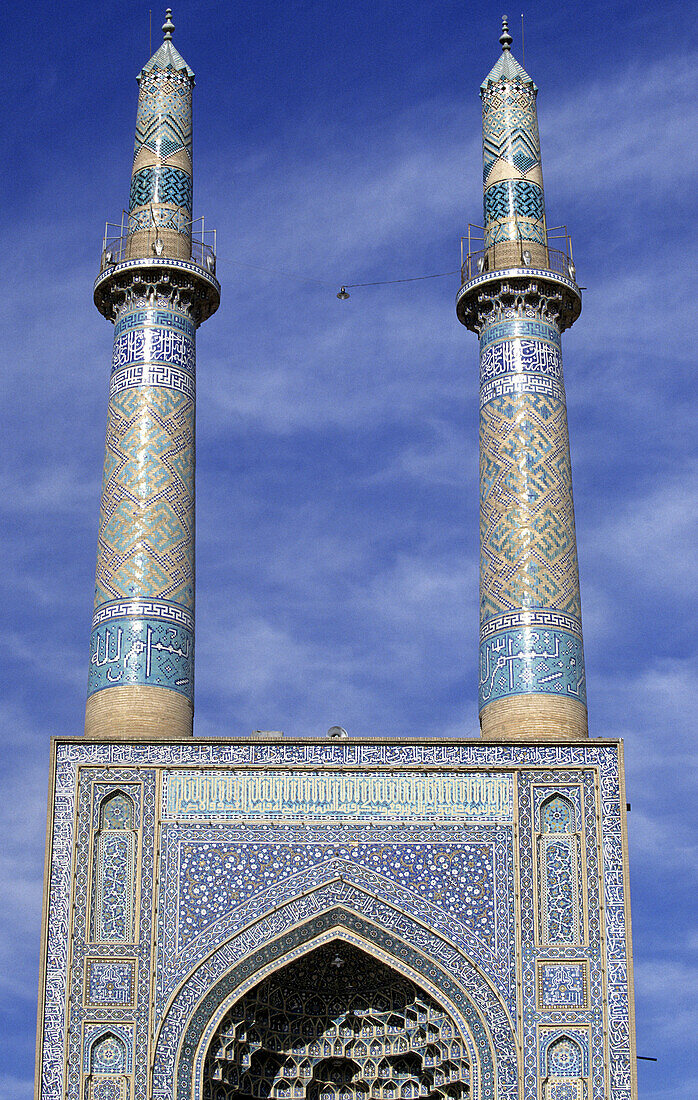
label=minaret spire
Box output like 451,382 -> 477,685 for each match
456,21 -> 587,740
162,7 -> 175,40
87,12 -> 220,739
499,13 -> 512,51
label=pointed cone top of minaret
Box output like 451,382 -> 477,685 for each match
138,7 -> 195,80
481,13 -> 536,90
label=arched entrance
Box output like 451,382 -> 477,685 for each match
159,904 -> 517,1100
202,941 -> 473,1100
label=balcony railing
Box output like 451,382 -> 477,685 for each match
460,224 -> 577,284
99,213 -> 217,275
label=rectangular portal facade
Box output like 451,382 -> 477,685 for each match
35,738 -> 636,1100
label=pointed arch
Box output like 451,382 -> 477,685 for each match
539,793 -> 575,834
153,901 -> 519,1100
90,1031 -> 127,1076
540,1031 -> 587,1100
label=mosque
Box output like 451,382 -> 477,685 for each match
33,12 -> 637,1100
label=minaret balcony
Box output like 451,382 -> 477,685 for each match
460,224 -> 578,285
456,224 -> 582,333
99,213 -> 217,274
94,213 -> 220,323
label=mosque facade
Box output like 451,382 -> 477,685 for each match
34,14 -> 637,1100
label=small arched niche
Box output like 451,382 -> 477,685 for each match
202,942 -> 473,1100
538,793 -> 581,946
543,1034 -> 585,1100
93,790 -> 137,943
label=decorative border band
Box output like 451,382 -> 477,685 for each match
479,625 -> 586,707
92,600 -> 194,631
480,372 -> 564,405
109,363 -> 195,399
480,609 -> 582,640
479,319 -> 560,349
114,309 -> 196,340
88,616 -> 193,698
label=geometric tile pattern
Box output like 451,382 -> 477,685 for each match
82,1022 -> 134,1073
479,386 -> 581,618
88,299 -> 196,701
484,181 -> 544,222
482,85 -> 541,183
127,41 -> 194,263
128,166 -> 192,216
477,312 -> 585,707
86,960 -> 136,1007
134,75 -> 191,162
537,962 -> 588,1010
539,1029 -> 589,1076
484,219 -> 546,248
38,741 -> 634,1100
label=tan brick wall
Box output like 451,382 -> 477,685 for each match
84,686 -> 193,739
480,694 -> 588,740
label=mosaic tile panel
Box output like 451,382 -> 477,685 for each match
539,1030 -> 589,1076
87,1079 -> 128,1100
537,962 -> 588,1010
88,298 -> 196,701
128,166 -> 192,216
539,834 -> 580,944
82,1023 -> 134,1073
175,839 -> 497,953
95,830 -> 135,941
479,387 -> 581,618
86,960 -> 136,1007
483,179 -> 546,249
38,741 -> 634,1100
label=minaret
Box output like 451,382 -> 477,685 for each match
86,10 -> 220,739
457,17 -> 587,740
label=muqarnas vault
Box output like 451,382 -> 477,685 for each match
34,13 -> 637,1100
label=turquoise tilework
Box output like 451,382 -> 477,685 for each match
482,85 -> 540,182
484,179 -> 544,222
134,73 -> 191,161
88,617 -> 193,696
128,166 -> 192,215
88,300 -> 196,701
478,317 -> 585,709
479,624 -> 585,707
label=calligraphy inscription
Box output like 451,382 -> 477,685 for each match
162,770 -> 514,821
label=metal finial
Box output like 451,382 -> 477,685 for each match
162,8 -> 175,40
499,14 -> 512,51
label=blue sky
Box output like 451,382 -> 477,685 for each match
1,0 -> 696,1096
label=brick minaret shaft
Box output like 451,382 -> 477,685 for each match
457,17 -> 587,740
86,10 -> 220,739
